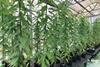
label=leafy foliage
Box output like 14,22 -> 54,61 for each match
93,18 -> 100,44
0,0 -> 100,67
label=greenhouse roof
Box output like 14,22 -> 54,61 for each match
69,0 -> 100,17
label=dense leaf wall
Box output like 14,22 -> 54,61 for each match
0,0 -> 100,67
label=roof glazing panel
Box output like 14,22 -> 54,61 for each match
69,0 -> 100,17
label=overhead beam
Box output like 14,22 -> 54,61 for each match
68,0 -> 84,5
88,13 -> 100,17
70,7 -> 79,14
82,8 -> 100,17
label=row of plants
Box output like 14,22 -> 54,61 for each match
0,0 -> 100,67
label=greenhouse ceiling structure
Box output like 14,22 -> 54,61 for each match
69,0 -> 100,17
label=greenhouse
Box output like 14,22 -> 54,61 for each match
0,0 -> 100,67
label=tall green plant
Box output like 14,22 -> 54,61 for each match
78,16 -> 90,49
0,0 -> 100,67
93,18 -> 100,45
0,0 -> 33,66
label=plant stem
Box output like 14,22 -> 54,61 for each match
18,0 -> 23,66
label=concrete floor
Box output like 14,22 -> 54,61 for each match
87,53 -> 100,67
87,60 -> 100,67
